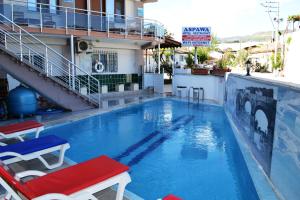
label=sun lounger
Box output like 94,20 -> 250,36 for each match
0,121 -> 44,145
163,194 -> 182,200
0,135 -> 70,169
0,155 -> 131,200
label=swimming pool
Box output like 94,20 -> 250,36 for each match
43,99 -> 259,200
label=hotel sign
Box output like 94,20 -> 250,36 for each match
182,27 -> 211,47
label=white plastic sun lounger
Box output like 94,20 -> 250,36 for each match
0,121 -> 44,145
0,155 -> 131,200
0,135 -> 70,169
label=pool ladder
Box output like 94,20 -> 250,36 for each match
188,87 -> 204,103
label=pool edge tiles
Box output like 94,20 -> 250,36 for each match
225,110 -> 281,200
43,97 -> 221,131
43,96 -> 164,130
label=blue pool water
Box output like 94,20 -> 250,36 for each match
43,99 -> 259,200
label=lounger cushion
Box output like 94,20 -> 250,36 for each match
0,135 -> 68,160
0,163 -> 32,199
0,121 -> 43,135
24,155 -> 129,198
163,194 -> 182,200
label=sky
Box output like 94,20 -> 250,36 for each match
144,0 -> 300,40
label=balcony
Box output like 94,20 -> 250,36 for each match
0,1 -> 165,42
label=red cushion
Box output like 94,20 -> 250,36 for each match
0,121 -> 43,135
24,155 -> 129,198
163,194 -> 182,200
0,165 -> 32,199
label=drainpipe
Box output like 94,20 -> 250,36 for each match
71,35 -> 75,90
194,47 -> 198,65
145,49 -> 148,73
158,42 -> 161,74
173,48 -> 175,77
87,0 -> 91,35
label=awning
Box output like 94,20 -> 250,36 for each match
143,36 -> 181,49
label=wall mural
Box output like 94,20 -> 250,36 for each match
226,74 -> 300,200
225,76 -> 277,175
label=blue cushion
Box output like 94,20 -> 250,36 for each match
0,135 -> 68,160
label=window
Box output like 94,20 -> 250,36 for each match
106,0 -> 114,15
28,0 -> 37,11
92,50 -> 118,73
31,0 -> 58,13
179,55 -> 184,62
115,0 -> 124,22
49,0 -> 57,14
115,0 -> 124,15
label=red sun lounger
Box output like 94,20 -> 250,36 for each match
163,194 -> 182,200
0,121 -> 44,144
0,155 -> 131,200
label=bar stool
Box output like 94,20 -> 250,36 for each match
176,86 -> 187,98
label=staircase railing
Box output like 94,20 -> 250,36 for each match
0,13 -> 100,107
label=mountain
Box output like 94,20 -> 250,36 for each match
219,31 -> 273,43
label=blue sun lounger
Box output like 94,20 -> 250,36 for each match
0,135 -> 70,169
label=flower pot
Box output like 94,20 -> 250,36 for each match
192,68 -> 210,75
211,68 -> 231,76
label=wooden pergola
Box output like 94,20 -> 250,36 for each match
143,36 -> 181,73
288,14 -> 300,31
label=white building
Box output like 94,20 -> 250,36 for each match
0,0 -> 164,91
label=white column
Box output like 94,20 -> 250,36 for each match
158,42 -> 161,74
87,0 -> 91,35
172,48 -> 175,75
71,35 -> 75,89
145,49 -> 148,73
194,47 -> 198,65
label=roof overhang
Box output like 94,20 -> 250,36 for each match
141,0 -> 158,3
142,37 -> 181,49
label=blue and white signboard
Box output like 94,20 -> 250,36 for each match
182,27 -> 211,47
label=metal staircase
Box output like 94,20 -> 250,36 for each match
0,14 -> 100,111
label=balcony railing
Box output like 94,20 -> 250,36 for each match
0,0 -> 165,40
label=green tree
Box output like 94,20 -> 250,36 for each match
234,49 -> 249,68
152,49 -> 173,78
209,34 -> 219,52
185,53 -> 194,68
160,50 -> 173,79
270,52 -> 283,70
218,50 -> 235,69
191,35 -> 219,64
197,47 -> 209,64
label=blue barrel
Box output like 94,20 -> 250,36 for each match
8,85 -> 37,117
0,100 -> 8,120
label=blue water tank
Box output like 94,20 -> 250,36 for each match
8,85 -> 37,117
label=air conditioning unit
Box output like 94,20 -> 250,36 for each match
77,40 -> 93,53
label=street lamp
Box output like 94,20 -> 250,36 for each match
245,59 -> 252,76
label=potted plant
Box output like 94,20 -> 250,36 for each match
189,48 -> 210,75
192,67 -> 210,75
211,51 -> 233,76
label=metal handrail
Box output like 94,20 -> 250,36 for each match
0,13 -> 101,106
2,0 -> 165,40
7,0 -> 164,24
188,87 -> 204,103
